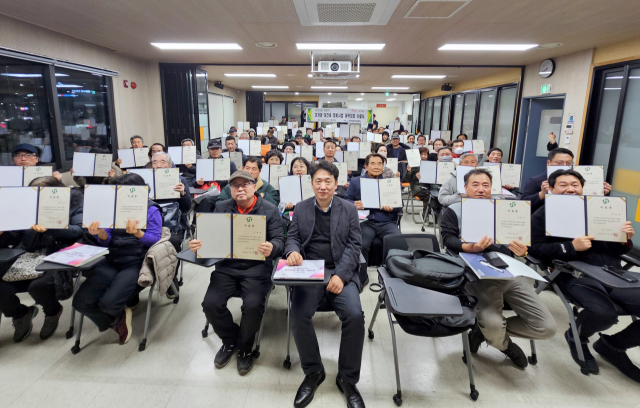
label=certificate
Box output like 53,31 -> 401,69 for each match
133,148 -> 150,167
94,154 -> 112,177
0,166 -> 24,186
495,200 -> 531,245
359,142 -> 371,158
574,165 -> 604,196
430,130 -> 441,141
461,198 -> 495,243
472,140 -> 486,154
23,166 -> 52,186
154,168 -> 180,200
167,146 -> 183,165
378,178 -> 402,208
301,145 -> 314,162
406,149 -> 421,167
82,185 -> 116,228
334,151 -> 344,163
118,149 -> 136,169
196,213 -> 232,259
279,175 -> 304,205
313,132 -> 321,142
501,164 -> 522,188
456,166 -> 476,193
547,165 -> 571,179
238,140 -> 249,155
115,185 -> 149,229
265,164 -> 288,190
233,214 -> 266,260
463,140 -> 473,153
182,146 -> 197,164
229,152 -> 243,170
479,165 -> 502,195
360,178 -> 380,208
436,162 -> 456,185
128,168 -> 155,198
441,130 -> 451,141
213,158 -> 231,181
334,163 -> 348,185
386,157 -> 398,174
587,196 -> 627,243
249,141 -> 261,156
366,132 -> 374,142
196,159 -> 214,182
0,187 -> 38,231
419,161 -> 437,184
277,131 -> 285,142
284,153 -> 300,170
273,259 -> 325,281
545,194 -> 586,239
301,175 -> 314,200
315,142 -> 325,159
347,142 -> 359,154
344,151 -> 359,171
37,187 -> 70,229
72,152 -> 97,177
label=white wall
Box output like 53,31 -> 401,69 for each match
207,81 -> 246,123
0,14 -> 164,148
522,49 -> 594,154
348,99 -> 411,130
319,93 -> 348,107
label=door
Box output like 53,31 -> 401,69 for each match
518,97 -> 565,184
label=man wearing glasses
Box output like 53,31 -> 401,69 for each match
12,143 -> 62,181
189,170 -> 284,376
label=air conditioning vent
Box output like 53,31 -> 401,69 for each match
404,0 -> 471,19
294,0 -> 400,26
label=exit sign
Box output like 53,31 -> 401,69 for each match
541,84 -> 552,94
377,104 -> 386,108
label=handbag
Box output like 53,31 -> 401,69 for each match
2,253 -> 46,282
386,249 -> 466,291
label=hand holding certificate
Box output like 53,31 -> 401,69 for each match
360,178 -> 402,209
154,168 -> 180,199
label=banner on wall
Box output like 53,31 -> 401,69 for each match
306,108 -> 372,123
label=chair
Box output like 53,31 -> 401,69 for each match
366,214 -> 404,267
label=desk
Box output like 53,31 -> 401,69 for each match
35,256 -> 105,272
568,261 -> 640,290
176,248 -> 222,268
0,248 -> 26,263
189,186 -> 208,197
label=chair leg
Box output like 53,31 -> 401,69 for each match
66,273 -> 83,339
139,282 -> 155,352
202,320 -> 210,338
70,313 -> 84,355
528,339 -> 538,365
461,329 -> 479,401
551,282 -> 589,375
283,287 -> 292,369
367,296 -> 383,340
386,308 -> 402,406
169,281 -> 180,304
253,285 -> 273,359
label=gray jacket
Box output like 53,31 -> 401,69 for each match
284,197 -> 363,290
438,173 -> 506,208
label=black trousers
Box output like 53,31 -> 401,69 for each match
291,280 -> 365,385
201,266 -> 271,352
360,220 -> 402,263
72,260 -> 142,331
560,275 -> 640,340
0,270 -> 61,318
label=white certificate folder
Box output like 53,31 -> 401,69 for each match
196,213 -> 267,260
0,186 -> 70,231
460,198 -> 532,244
82,184 -> 149,229
360,178 -> 403,209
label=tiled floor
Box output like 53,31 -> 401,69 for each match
1,211 -> 639,408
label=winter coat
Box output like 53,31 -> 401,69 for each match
138,227 -> 178,297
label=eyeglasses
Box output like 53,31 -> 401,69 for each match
152,160 -> 168,165
230,182 -> 254,190
13,153 -> 37,159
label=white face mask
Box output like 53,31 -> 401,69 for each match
454,147 -> 464,155
440,155 -> 453,162
379,151 -> 387,157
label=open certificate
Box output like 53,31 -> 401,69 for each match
0,166 -> 55,187
278,175 -> 314,205
360,178 -> 402,209
83,185 -> 116,228
37,187 -> 71,229
195,158 -> 231,182
406,149 -> 421,167
273,259 -> 325,281
344,151 -> 359,171
262,164 -> 289,190
300,145 -> 314,162
167,146 -> 197,165
233,214 -> 266,260
196,213 -> 232,259
154,168 -> 180,199
23,166 -> 52,186
456,166 -> 476,193
574,165 -> 604,196
587,196 -> 627,243
221,151 -> 243,170
238,140 -> 261,156
545,195 -> 586,239
460,198 -> 495,243
501,164 -> 522,188
472,140 -> 486,154
479,165 -> 502,195
72,152 -> 112,177
0,187 -> 38,231
386,157 -> 398,174
495,200 -> 531,245
334,163 -> 348,185
118,148 -> 148,168
114,185 -> 149,229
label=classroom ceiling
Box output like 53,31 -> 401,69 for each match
1,0 -> 640,74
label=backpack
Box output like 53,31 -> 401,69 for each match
386,249 -> 466,291
158,202 -> 181,234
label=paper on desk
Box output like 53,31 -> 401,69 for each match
273,259 -> 325,281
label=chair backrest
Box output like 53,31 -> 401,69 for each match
382,233 -> 439,261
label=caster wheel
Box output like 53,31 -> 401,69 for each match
178,279 -> 184,287
71,345 -> 80,355
202,329 -> 208,338
581,367 -> 590,376
393,394 -> 402,406
65,329 -> 74,339
283,359 -> 291,369
380,303 -> 386,310
252,350 -> 260,359
421,228 -> 425,232
368,330 -> 374,340
173,297 -> 179,304
528,356 -> 537,365
470,390 -> 479,401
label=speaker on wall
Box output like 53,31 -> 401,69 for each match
441,83 -> 452,92
214,81 -> 224,90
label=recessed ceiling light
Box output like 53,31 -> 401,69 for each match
356,98 -> 363,101
296,43 -> 385,50
327,101 -> 331,103
413,99 -> 420,101
439,44 -> 537,51
371,87 -> 409,90
391,75 -> 446,79
224,73 -> 276,77
151,43 -> 242,50
308,74 -> 313,78
386,98 -> 396,101
311,86 -> 348,89
252,86 -> 289,89
360,93 -> 364,96
264,92 -> 266,94
295,92 -> 299,95
393,93 -> 397,96
255,42 -> 277,48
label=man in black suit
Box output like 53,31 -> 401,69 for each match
285,160 -> 365,408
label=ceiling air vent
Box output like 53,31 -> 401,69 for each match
293,0 -> 401,26
404,0 -> 471,19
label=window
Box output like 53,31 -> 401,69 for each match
432,98 -> 442,131
263,101 -> 318,123
451,94 -> 463,136
461,93 -> 477,139
493,87 -> 518,161
476,90 -> 496,150
440,96 -> 450,131
592,70 -> 623,175
424,99 -> 433,136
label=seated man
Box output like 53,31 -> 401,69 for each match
217,156 -> 279,206
285,161 -> 365,408
387,134 -> 407,162
11,143 -> 62,181
195,140 -> 238,189
345,153 -> 402,263
441,168 -> 556,368
189,170 -> 284,375
176,138 -> 202,187
529,169 -> 638,380
115,135 -> 146,168
439,153 -> 482,207
456,133 -> 468,141
520,148 -> 611,213
223,136 -> 245,156
452,139 -> 470,158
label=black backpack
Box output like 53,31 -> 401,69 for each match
386,249 -> 465,291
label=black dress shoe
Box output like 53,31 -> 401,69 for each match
214,344 -> 236,369
294,370 -> 325,408
336,375 -> 365,408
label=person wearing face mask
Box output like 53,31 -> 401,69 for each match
441,168 -> 556,369
402,147 -> 431,212
439,152 -> 497,207
452,140 -> 471,158
529,169 -> 638,380
520,148 -> 612,213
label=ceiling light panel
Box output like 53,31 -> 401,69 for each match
311,86 -> 348,89
439,44 -> 538,51
371,87 -> 409,90
297,43 -> 385,50
392,75 -> 446,79
224,73 -> 276,77
251,86 -> 289,89
356,98 -> 363,101
151,43 -> 242,50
